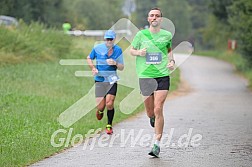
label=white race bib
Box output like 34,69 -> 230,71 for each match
107,74 -> 119,84
146,52 -> 162,64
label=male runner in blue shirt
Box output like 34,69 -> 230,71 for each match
87,30 -> 124,134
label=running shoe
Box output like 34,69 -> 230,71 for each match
148,144 -> 160,158
96,110 -> 103,120
150,116 -> 155,127
105,124 -> 113,135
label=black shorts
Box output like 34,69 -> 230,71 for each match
139,76 -> 170,96
95,81 -> 117,97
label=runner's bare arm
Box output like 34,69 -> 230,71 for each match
168,48 -> 175,64
116,63 -> 124,71
167,48 -> 175,70
130,47 -> 147,56
87,55 -> 98,75
87,55 -> 95,69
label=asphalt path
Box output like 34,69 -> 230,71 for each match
32,55 -> 252,167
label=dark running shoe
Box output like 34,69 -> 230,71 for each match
96,110 -> 103,120
105,124 -> 113,135
150,116 -> 155,127
148,144 -> 160,158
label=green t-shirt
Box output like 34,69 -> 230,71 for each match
131,29 -> 172,78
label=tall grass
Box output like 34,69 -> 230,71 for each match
0,21 -> 76,64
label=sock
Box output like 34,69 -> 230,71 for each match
107,108 -> 115,125
154,140 -> 160,147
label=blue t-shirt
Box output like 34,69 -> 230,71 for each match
89,43 -> 124,82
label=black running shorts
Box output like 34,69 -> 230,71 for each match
95,81 -> 117,97
139,76 -> 170,96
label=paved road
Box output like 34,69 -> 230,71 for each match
32,55 -> 252,167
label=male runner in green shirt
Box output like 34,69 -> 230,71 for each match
130,7 -> 175,157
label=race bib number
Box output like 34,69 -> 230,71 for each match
146,52 -> 162,64
107,74 -> 120,84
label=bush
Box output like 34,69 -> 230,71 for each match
0,21 -> 74,64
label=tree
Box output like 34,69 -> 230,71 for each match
209,0 -> 233,23
228,0 -> 252,66
158,0 -> 192,45
0,0 -> 66,27
70,0 -> 124,30
199,0 -> 234,49
185,0 -> 211,49
133,0 -> 157,28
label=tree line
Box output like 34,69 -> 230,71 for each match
0,0 -> 251,65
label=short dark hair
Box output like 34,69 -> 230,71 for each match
149,7 -> 163,17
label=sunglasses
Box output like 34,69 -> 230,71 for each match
106,38 -> 114,41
